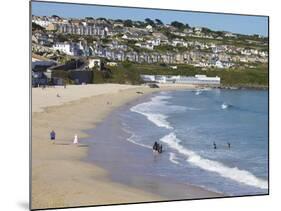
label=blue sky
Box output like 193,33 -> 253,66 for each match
32,1 -> 268,36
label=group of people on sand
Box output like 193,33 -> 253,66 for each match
50,130 -> 79,145
153,141 -> 163,153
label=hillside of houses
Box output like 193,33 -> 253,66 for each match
31,15 -> 268,87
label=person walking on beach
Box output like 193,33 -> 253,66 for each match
73,134 -> 79,145
50,130 -> 56,144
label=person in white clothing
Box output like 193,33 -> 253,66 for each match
73,134 -> 78,144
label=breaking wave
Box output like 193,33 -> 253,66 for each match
130,95 -> 186,130
221,103 -> 233,110
169,152 -> 180,165
160,132 -> 268,190
125,130 -> 151,149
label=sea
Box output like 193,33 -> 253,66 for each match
85,88 -> 268,197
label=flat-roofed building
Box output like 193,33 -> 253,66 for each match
140,74 -> 220,85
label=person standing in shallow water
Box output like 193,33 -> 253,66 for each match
158,144 -> 163,153
227,142 -> 231,149
153,141 -> 159,153
50,130 -> 56,144
213,142 -> 217,150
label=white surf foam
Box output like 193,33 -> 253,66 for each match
221,103 -> 232,110
130,105 -> 173,129
169,152 -> 180,165
160,132 -> 268,190
126,131 -> 151,149
130,95 -> 186,130
145,113 -> 173,129
186,107 -> 202,111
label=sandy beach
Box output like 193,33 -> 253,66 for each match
31,83 -> 221,209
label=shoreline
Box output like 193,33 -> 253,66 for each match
83,93 -> 224,199
219,85 -> 268,90
31,84 -> 220,209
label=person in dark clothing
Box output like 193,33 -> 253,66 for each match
153,141 -> 158,152
213,142 -> 217,150
50,130 -> 56,143
158,144 -> 163,153
227,142 -> 231,149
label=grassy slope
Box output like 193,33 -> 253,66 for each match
93,62 -> 268,87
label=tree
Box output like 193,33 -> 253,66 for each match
85,17 -> 94,20
155,19 -> 163,25
216,31 -> 224,37
85,36 -> 97,44
97,17 -> 107,21
253,34 -> 260,38
51,15 -> 60,19
134,21 -> 146,28
201,27 -> 212,34
145,18 -> 155,27
56,34 -> 68,42
32,22 -> 45,32
101,68 -> 112,79
101,38 -> 111,44
124,19 -> 133,27
171,21 -> 185,31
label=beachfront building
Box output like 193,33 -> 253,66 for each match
140,74 -> 220,85
176,75 -> 220,85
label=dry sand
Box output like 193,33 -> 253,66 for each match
31,84 -> 220,209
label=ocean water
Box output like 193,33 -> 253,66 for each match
120,89 -> 268,196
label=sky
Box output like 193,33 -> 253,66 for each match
31,1 -> 268,36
